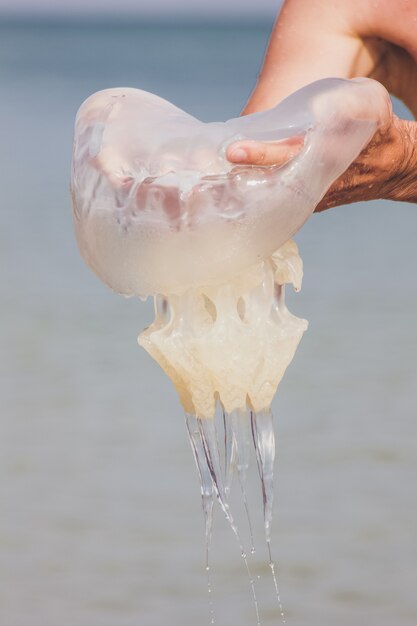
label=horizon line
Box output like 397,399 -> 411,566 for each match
0,10 -> 275,24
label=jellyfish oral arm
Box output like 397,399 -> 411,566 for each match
138,239 -> 307,419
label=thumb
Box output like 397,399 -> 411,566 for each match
226,135 -> 304,166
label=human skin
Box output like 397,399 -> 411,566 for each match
226,0 -> 417,211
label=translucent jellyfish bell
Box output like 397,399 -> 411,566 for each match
71,77 -> 389,418
71,77 -> 389,593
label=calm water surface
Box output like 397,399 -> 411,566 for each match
0,19 -> 416,626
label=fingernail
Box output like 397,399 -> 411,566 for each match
230,147 -> 247,162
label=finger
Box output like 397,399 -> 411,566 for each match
226,136 -> 304,166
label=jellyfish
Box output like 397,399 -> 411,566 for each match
71,77 -> 390,621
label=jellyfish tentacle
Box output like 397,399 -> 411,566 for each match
197,416 -> 232,524
195,414 -> 261,626
223,406 -> 236,496
230,409 -> 256,554
251,409 -> 275,544
185,413 -> 214,567
251,409 -> 287,623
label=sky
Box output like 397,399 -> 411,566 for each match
0,0 -> 282,19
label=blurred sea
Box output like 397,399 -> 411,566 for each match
0,17 -> 417,626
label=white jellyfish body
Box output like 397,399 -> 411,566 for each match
72,78 -> 389,297
71,77 -> 390,615
71,77 -> 390,418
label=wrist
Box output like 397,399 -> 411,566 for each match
316,116 -> 417,212
382,118 -> 417,204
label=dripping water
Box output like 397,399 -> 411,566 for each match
185,414 -> 215,624
185,413 -> 261,626
268,543 -> 286,624
197,416 -> 261,626
186,407 -> 288,626
206,562 -> 215,625
251,409 -> 286,624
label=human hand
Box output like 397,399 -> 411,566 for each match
227,0 -> 417,209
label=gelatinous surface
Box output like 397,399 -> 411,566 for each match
139,239 -> 307,417
71,77 -> 389,621
71,77 -> 389,298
